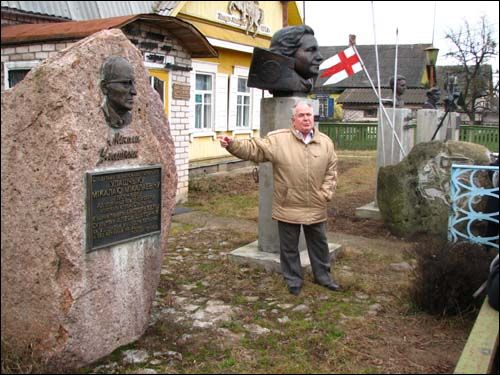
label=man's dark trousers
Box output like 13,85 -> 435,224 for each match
277,221 -> 332,288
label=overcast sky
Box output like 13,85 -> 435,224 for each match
300,1 -> 499,70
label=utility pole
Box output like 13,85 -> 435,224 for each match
281,1 -> 289,27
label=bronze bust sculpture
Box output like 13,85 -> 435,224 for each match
423,87 -> 441,109
388,75 -> 407,108
100,56 -> 137,129
248,25 -> 323,96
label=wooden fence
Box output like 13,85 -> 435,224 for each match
318,123 -> 378,150
319,122 -> 499,152
459,125 -> 499,152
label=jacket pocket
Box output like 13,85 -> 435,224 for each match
311,189 -> 328,207
274,183 -> 288,205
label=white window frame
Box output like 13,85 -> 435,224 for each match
194,72 -> 215,131
190,61 -> 218,138
235,76 -> 251,129
149,75 -> 166,105
229,66 -> 250,133
4,61 -> 40,90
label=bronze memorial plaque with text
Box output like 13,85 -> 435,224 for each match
86,166 -> 162,251
172,83 -> 190,100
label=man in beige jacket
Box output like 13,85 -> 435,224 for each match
219,102 -> 340,296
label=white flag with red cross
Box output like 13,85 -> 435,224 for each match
319,47 -> 363,85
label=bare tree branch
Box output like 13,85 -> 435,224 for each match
444,16 -> 498,123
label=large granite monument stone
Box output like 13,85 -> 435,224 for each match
1,29 -> 177,371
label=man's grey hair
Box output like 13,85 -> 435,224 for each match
291,101 -> 314,118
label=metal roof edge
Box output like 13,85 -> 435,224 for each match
1,13 -> 218,58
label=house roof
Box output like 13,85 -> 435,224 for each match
337,88 -> 428,105
314,43 -> 431,93
0,1 -> 156,20
155,1 -> 183,16
334,65 -> 494,106
1,13 -> 218,58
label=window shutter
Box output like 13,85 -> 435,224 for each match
189,70 -> 196,130
228,74 -> 238,131
251,88 -> 262,130
214,73 -> 228,131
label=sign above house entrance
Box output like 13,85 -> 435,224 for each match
218,1 -> 271,37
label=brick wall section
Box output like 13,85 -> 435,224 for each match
124,21 -> 192,203
1,10 -> 68,26
1,21 -> 194,203
1,41 -> 75,91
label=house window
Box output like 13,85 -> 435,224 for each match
194,73 -> 213,129
150,76 -> 164,104
8,69 -> 30,88
4,61 -> 39,90
364,108 -> 377,118
318,96 -> 328,119
236,77 -> 250,128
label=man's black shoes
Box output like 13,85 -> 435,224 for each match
288,282 -> 341,295
317,281 -> 341,292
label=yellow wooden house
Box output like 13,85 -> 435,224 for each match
160,1 -> 304,168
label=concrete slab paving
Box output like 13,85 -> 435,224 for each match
228,241 -> 343,274
355,201 -> 382,220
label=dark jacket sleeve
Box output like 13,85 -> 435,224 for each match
487,256 -> 499,311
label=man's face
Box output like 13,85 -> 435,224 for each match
103,62 -> 137,112
294,34 -> 323,79
292,103 -> 314,134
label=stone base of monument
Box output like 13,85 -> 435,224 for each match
355,201 -> 382,220
228,241 -> 343,274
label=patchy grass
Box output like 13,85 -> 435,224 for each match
188,190 -> 259,220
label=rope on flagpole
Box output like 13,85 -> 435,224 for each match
352,45 -> 406,156
432,1 -> 437,45
392,28 -> 399,161
371,1 -> 385,165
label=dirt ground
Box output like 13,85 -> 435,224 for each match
167,153 -> 474,373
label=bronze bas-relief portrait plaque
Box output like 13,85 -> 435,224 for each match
100,56 -> 137,129
86,166 -> 162,251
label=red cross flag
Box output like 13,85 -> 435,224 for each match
320,47 -> 362,85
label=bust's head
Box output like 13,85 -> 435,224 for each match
270,25 -> 323,79
389,75 -> 407,97
427,87 -> 441,103
100,57 -> 136,113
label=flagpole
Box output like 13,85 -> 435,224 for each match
391,28 -> 399,160
371,1 -> 385,165
320,34 -> 406,155
351,45 -> 406,155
